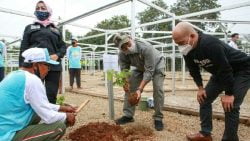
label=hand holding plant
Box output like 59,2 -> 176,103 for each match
113,70 -> 140,106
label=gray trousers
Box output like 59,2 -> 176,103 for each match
199,70 -> 250,141
123,68 -> 165,121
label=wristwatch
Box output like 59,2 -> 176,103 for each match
137,87 -> 143,93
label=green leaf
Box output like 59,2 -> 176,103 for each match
56,96 -> 65,105
113,69 -> 131,87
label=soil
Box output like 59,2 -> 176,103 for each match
60,72 -> 250,141
61,92 -> 250,141
67,122 -> 154,141
128,92 -> 139,106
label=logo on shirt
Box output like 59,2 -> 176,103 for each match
193,59 -> 213,67
30,25 -> 41,30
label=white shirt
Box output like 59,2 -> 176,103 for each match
228,40 -> 238,50
23,71 -> 66,124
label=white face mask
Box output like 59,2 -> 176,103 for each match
178,37 -> 194,56
123,41 -> 136,55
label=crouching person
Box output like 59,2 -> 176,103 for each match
0,48 -> 76,141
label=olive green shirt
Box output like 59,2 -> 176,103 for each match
119,39 -> 165,81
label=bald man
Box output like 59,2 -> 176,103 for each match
172,22 -> 250,141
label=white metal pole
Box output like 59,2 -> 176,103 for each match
98,59 -> 100,71
171,16 -> 176,94
90,50 -> 94,75
93,48 -> 96,76
61,26 -> 66,94
224,32 -> 228,43
131,0 -> 136,39
105,32 -> 108,88
182,56 -> 186,85
84,56 -> 87,73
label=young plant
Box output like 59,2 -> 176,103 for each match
113,69 -> 131,87
56,95 -> 65,105
113,70 -> 139,106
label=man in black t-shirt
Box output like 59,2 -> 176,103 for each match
172,22 -> 250,141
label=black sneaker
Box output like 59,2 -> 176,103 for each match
154,120 -> 164,131
115,116 -> 134,125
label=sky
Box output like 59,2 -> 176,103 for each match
0,0 -> 250,42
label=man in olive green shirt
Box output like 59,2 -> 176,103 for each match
113,34 -> 165,131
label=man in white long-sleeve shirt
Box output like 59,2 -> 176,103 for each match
0,48 -> 76,141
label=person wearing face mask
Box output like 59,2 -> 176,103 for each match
66,38 -> 82,90
113,34 -> 166,131
19,1 -> 67,104
172,22 -> 250,141
0,48 -> 76,141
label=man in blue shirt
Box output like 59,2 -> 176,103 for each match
0,40 -> 6,82
66,38 -> 82,89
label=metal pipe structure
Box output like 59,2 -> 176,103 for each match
0,7 -> 105,33
1,0 -> 250,100
0,34 -> 20,39
6,39 -> 21,46
78,33 -> 106,41
113,1 -> 250,31
0,7 -> 34,18
182,56 -> 186,85
188,23 -> 206,32
171,15 -> 176,94
131,0 -> 136,39
58,0 -> 131,26
181,19 -> 250,24
137,0 -> 174,17
145,35 -> 172,41
61,26 -> 66,94
67,23 -> 105,32
104,32 -> 108,88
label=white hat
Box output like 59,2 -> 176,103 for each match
71,37 -> 78,41
22,48 -> 59,65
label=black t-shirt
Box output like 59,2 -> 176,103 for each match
184,32 -> 250,95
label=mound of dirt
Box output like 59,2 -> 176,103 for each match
68,122 -> 154,141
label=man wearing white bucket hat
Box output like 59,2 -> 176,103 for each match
0,48 -> 76,141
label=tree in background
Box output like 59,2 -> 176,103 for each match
65,29 -> 72,41
137,0 -> 171,41
82,15 -> 130,51
171,0 -> 221,31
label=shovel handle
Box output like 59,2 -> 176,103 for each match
76,100 -> 90,113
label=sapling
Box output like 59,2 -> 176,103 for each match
56,95 -> 65,105
113,70 -> 139,106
